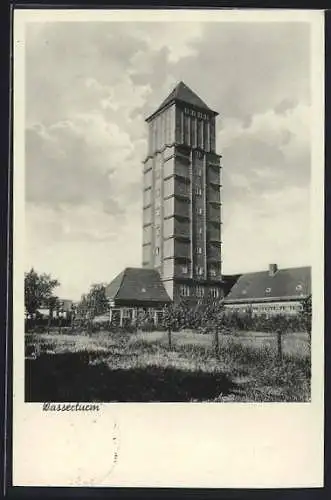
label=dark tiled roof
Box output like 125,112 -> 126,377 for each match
222,274 -> 241,296
146,81 -> 218,121
224,266 -> 311,303
105,267 -> 171,304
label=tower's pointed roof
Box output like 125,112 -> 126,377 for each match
146,81 -> 218,122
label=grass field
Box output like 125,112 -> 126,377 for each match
25,328 -> 311,403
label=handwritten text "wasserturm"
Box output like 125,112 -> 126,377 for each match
43,403 -> 100,412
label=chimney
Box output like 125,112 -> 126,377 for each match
268,263 -> 278,276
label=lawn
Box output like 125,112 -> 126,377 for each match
25,328 -> 311,403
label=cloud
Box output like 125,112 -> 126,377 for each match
26,111 -> 144,213
25,202 -> 142,299
220,103 -> 311,204
222,185 -> 310,274
171,21 -> 310,120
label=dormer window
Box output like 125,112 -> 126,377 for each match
265,287 -> 271,293
296,284 -> 303,291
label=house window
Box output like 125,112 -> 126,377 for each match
196,286 -> 204,297
195,266 -> 204,275
196,247 -> 202,254
209,288 -> 219,298
198,227 -> 203,234
122,308 -> 132,319
196,208 -> 203,215
181,265 -> 188,274
210,269 -> 216,277
195,187 -> 202,196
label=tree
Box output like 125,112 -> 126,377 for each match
160,297 -> 226,352
300,295 -> 312,340
24,268 -> 60,317
47,295 -> 59,331
76,283 -> 109,327
88,283 -> 109,316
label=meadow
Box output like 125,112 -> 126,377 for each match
25,328 -> 311,403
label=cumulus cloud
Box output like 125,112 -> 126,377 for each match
222,185 -> 310,274
220,103 -> 311,204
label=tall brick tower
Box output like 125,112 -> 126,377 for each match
142,82 -> 223,302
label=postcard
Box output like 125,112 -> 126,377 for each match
12,8 -> 324,488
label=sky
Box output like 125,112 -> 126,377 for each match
24,19 -> 312,300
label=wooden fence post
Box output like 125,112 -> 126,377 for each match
214,326 -> 219,359
168,326 -> 172,349
277,330 -> 283,363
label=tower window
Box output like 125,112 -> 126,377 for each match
210,269 -> 216,277
196,247 -> 202,254
155,247 -> 160,256
196,208 -> 203,215
195,187 -> 202,196
180,285 -> 190,297
209,288 -> 219,298
181,265 -> 188,274
155,188 -> 160,198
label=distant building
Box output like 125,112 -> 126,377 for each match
142,81 -> 223,302
223,264 -> 311,316
36,298 -> 74,319
105,267 -> 171,326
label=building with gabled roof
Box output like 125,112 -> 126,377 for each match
104,267 -> 171,327
223,264 -> 311,316
105,267 -> 171,308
